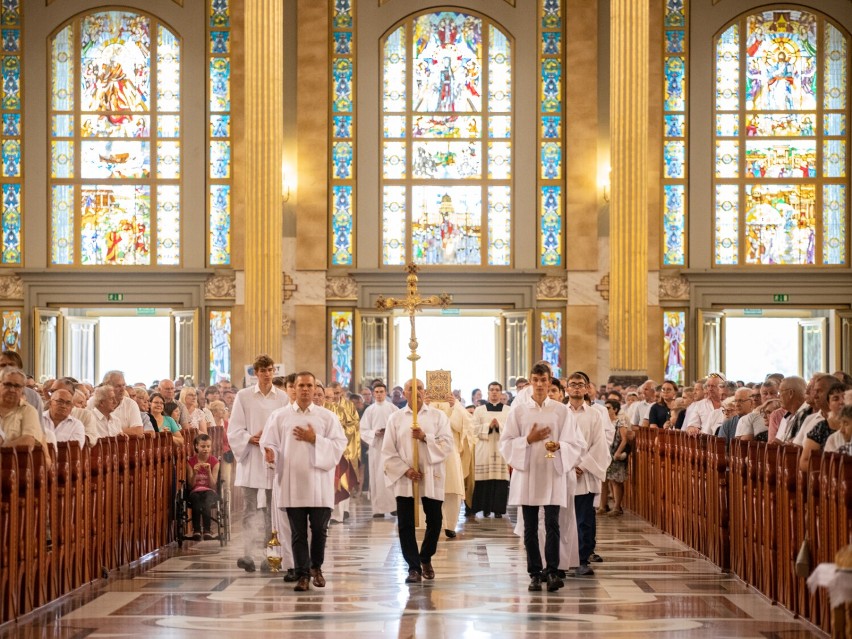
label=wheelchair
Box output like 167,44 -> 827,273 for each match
173,476 -> 231,548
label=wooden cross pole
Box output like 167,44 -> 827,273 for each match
376,263 -> 452,527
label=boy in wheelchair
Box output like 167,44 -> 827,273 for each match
187,433 -> 220,540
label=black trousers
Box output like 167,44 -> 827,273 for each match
521,504 -> 560,576
574,493 -> 597,565
188,490 -> 218,532
396,496 -> 442,574
286,507 -> 332,577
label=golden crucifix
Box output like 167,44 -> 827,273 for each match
376,263 -> 452,526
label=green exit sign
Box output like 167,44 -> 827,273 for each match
107,293 -> 124,302
773,294 -> 789,303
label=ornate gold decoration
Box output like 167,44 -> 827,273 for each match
205,273 -> 236,300
595,274 -> 610,301
598,316 -> 610,338
281,313 -> 291,336
659,274 -> 690,301
537,275 -> 568,300
325,275 -> 357,300
282,273 -> 297,301
0,274 -> 23,300
426,369 -> 453,401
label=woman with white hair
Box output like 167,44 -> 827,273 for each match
180,387 -> 213,433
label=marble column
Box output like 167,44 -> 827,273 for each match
244,1 -> 284,360
609,0 -> 648,375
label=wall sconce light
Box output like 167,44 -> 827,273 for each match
598,165 -> 611,203
281,161 -> 292,203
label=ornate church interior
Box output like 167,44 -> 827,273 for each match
0,0 -> 849,636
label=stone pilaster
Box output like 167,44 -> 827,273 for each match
609,0 -> 649,374
244,0 -> 284,360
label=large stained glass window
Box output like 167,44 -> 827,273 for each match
331,0 -> 355,266
381,11 -> 512,267
714,10 -> 849,266
540,310 -> 562,379
0,0 -> 22,265
209,0 -> 231,265
662,0 -> 687,266
209,309 -> 231,383
330,310 -> 353,389
539,0 -> 563,267
49,11 -> 181,266
663,310 -> 686,385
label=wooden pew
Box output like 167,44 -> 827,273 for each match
0,445 -> 18,621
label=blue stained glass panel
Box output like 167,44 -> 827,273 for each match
1,183 -> 20,263
51,184 -> 74,265
333,141 -> 353,179
663,141 -> 684,178
158,27 -> 181,112
1,311 -> 21,352
383,186 -> 406,266
335,115 -> 353,138
332,185 -> 353,266
334,32 -> 352,56
1,139 -> 19,177
664,0 -> 685,27
382,26 -> 405,112
665,114 -> 685,137
210,31 -> 229,55
540,311 -> 562,380
209,115 -> 229,138
823,140 -> 846,178
541,0 -> 561,30
487,186 -> 511,266
2,28 -> 18,53
210,58 -> 230,112
210,0 -> 229,28
209,310 -> 231,385
330,311 -> 354,389
51,141 -> 74,179
1,55 -> 20,110
823,113 -> 846,137
333,0 -> 352,29
664,57 -> 685,111
540,186 -> 562,267
663,185 -> 685,266
542,32 -> 561,56
209,184 -> 231,265
542,116 -> 560,139
715,184 -> 738,265
540,142 -> 561,180
3,113 -> 20,136
1,1 -> 20,28
333,58 -> 353,113
210,141 -> 230,179
823,184 -> 846,265
715,25 -> 739,111
156,184 -> 180,265
489,26 -> 511,112
824,24 -> 847,110
541,59 -> 561,113
663,311 -> 686,385
665,30 -> 684,54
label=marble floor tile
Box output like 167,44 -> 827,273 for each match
0,498 -> 824,638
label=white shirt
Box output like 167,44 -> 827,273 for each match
360,399 -> 399,448
686,398 -> 722,434
42,411 -> 86,448
566,402 -> 610,495
260,402 -> 347,509
228,384 -> 289,489
87,395 -> 142,430
734,411 -> 767,439
92,407 -> 122,438
382,404 -> 453,501
72,406 -> 98,447
631,400 -> 653,426
500,395 -> 585,507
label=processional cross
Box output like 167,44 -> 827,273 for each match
376,263 -> 452,526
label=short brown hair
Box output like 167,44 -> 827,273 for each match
253,354 -> 274,370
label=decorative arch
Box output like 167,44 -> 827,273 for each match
48,9 -> 182,267
712,7 -> 849,266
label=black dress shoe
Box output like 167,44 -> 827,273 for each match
236,557 -> 256,572
405,570 -> 422,584
343,511 -> 350,521
294,576 -> 310,591
283,568 -> 298,582
421,562 -> 435,580
444,529 -> 457,538
547,573 -> 564,591
390,510 -> 398,516
372,513 -> 385,518
528,575 -> 542,591
589,553 -> 603,563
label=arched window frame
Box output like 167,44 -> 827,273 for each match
379,9 -> 514,269
712,7 -> 850,268
48,9 -> 182,268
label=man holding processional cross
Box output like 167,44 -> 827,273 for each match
376,264 -> 453,584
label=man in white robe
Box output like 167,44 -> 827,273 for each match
227,354 -> 289,573
359,382 -> 399,518
501,363 -> 584,592
430,395 -> 474,538
471,382 -> 511,517
269,373 -> 297,581
382,378 -> 452,584
261,371 -> 347,592
565,372 -> 611,576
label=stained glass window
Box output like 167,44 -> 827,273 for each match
209,309 -> 231,384
381,11 -> 512,266
714,10 -> 849,266
0,0 -> 22,265
331,0 -> 355,266
539,0 -> 563,267
1,309 -> 20,352
209,0 -> 231,265
330,310 -> 353,389
540,311 -> 562,379
663,310 -> 686,385
49,11 -> 181,266
662,0 -> 687,266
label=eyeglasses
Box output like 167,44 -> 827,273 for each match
2,382 -> 23,390
567,382 -> 586,389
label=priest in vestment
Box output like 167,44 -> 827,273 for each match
325,381 -> 361,523
429,393 -> 475,537
359,382 -> 399,517
471,381 -> 512,517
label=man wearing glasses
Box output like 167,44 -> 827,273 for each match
42,388 -> 86,449
0,367 -> 44,448
684,373 -> 725,436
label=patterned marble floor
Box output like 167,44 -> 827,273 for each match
2,497 -> 823,638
